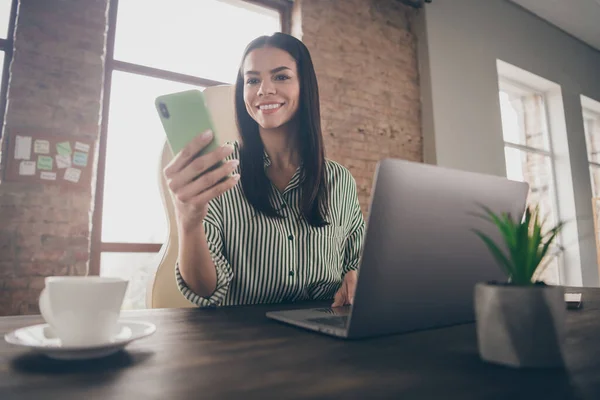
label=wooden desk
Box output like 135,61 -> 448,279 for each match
1,288 -> 600,399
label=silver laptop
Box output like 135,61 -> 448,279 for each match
266,158 -> 529,339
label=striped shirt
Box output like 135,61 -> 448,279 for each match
175,141 -> 365,307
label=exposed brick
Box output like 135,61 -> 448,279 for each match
294,0 -> 422,214
0,0 -> 108,315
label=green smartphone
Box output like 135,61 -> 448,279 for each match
155,89 -> 221,162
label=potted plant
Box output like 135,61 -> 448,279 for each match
473,205 -> 565,368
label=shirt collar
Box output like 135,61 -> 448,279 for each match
263,150 -> 272,169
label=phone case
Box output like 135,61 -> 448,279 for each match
155,89 -> 221,157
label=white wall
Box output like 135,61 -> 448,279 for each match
416,0 -> 600,286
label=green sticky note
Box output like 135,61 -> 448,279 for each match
56,141 -> 72,156
37,155 -> 53,171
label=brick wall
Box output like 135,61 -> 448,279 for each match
293,0 -> 422,213
0,0 -> 108,316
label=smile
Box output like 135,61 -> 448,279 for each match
258,103 -> 284,111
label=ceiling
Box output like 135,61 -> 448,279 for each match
509,0 -> 600,51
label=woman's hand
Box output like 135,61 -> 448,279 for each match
163,130 -> 240,232
332,270 -> 357,307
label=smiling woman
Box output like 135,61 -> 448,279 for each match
236,34 -> 327,224
169,33 -> 365,308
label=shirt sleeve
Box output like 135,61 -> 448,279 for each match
175,198 -> 234,307
342,176 -> 365,277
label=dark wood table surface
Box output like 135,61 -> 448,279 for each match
1,288 -> 600,400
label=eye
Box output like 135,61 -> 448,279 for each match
246,77 -> 259,85
274,74 -> 290,81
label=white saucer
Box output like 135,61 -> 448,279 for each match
4,320 -> 156,360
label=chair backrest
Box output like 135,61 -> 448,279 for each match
147,84 -> 239,308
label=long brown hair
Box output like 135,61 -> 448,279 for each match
234,33 -> 329,227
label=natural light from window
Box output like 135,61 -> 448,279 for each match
498,86 -> 562,284
582,97 -> 600,199
114,0 -> 281,83
0,0 -> 11,39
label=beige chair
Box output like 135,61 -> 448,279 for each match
146,84 -> 239,308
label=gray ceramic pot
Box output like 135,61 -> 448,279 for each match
474,282 -> 566,368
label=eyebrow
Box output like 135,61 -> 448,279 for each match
244,66 -> 292,75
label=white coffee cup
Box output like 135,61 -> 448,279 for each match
38,276 -> 128,347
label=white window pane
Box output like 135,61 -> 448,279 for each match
102,71 -> 202,243
100,252 -> 160,310
583,113 -> 600,164
499,89 -> 550,151
504,147 -> 559,230
0,0 -> 11,39
536,254 -> 560,285
590,165 -> 600,199
114,0 -> 281,84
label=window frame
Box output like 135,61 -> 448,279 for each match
583,109 -> 600,167
90,0 -> 291,275
498,77 -> 565,282
0,0 -> 19,140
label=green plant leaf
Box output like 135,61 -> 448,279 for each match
526,207 -> 543,283
473,203 -> 564,286
537,225 -> 563,265
508,207 -> 529,285
473,229 -> 514,278
480,206 -> 516,249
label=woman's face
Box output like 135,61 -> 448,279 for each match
242,47 -> 300,130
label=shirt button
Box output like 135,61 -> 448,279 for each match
288,235 -> 294,240
289,270 -> 295,277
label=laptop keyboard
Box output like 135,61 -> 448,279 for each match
307,315 -> 349,328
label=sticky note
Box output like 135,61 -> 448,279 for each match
72,151 -> 88,167
37,155 -> 53,171
34,140 -> 50,154
75,142 -> 90,153
40,171 -> 57,180
55,154 -> 71,169
56,141 -> 72,156
19,161 -> 36,176
64,167 -> 81,183
14,135 -> 32,160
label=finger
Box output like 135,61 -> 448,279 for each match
169,143 -> 234,193
190,173 -> 240,206
347,274 -> 357,305
164,130 -> 214,177
331,290 -> 344,307
177,159 -> 239,203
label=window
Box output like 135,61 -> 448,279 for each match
583,99 -> 600,258
582,103 -> 600,198
498,80 -> 562,284
0,0 -> 16,138
92,0 -> 289,309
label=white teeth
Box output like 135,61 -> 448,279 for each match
259,104 -> 282,110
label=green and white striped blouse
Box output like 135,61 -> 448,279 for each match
175,141 -> 365,307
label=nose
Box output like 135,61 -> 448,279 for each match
257,80 -> 276,96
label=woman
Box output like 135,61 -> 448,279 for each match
164,32 -> 365,308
